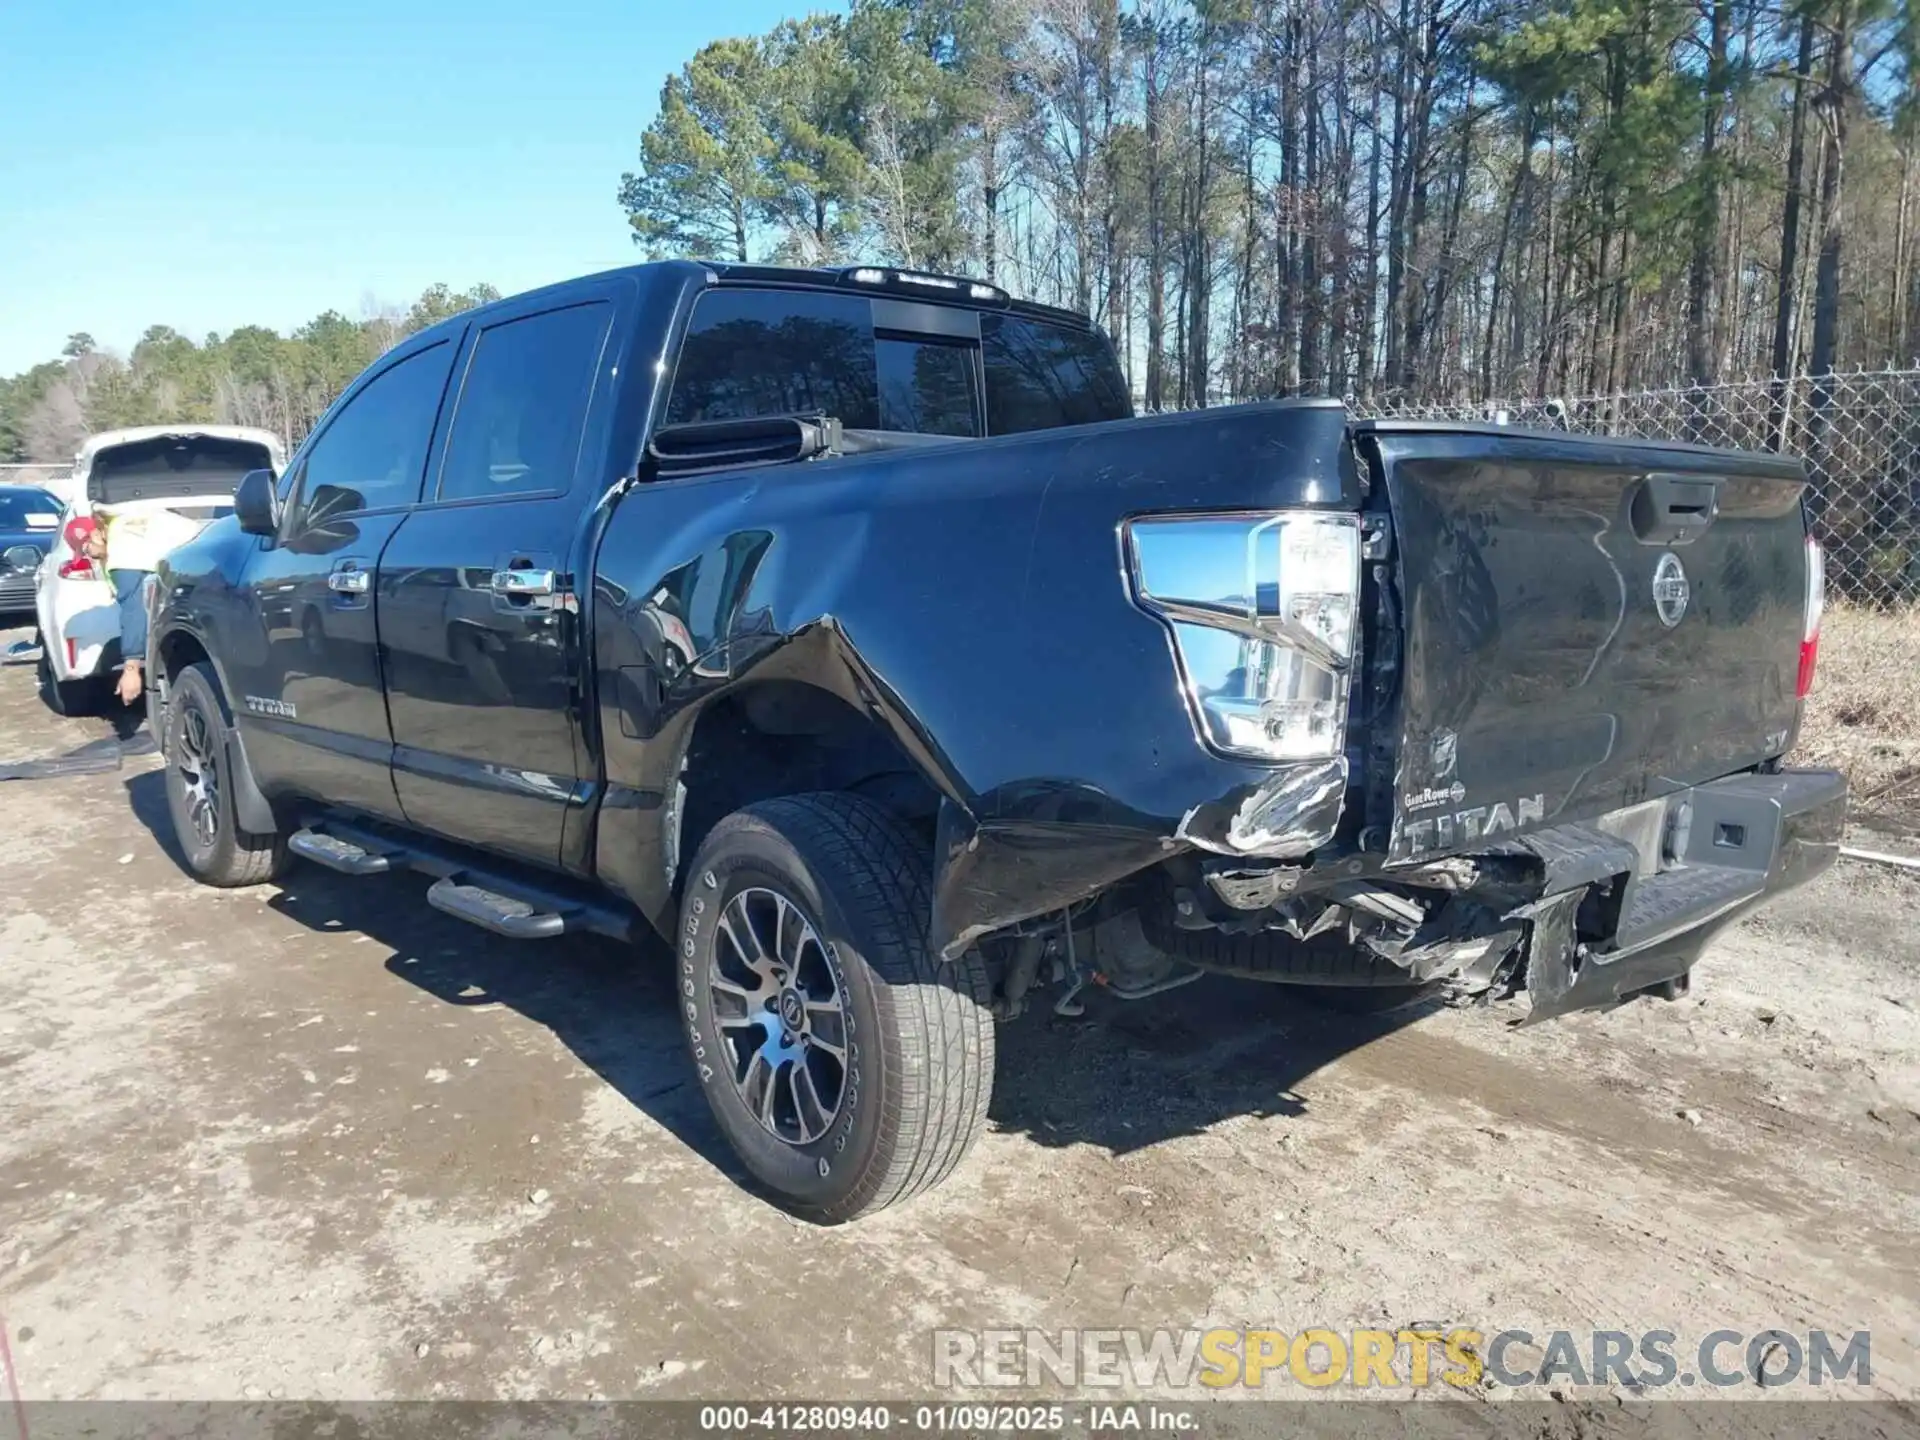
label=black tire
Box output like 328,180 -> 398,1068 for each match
1138,902 -> 1423,986
677,793 -> 994,1223
37,642 -> 106,717
163,662 -> 286,887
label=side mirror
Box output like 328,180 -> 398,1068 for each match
235,469 -> 279,537
2,544 -> 41,574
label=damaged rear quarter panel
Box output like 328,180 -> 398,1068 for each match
588,401 -> 1361,953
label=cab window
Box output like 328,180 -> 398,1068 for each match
435,302 -> 613,502
295,341 -> 455,518
667,289 -> 881,430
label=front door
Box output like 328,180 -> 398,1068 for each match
225,338 -> 459,818
379,290 -> 622,867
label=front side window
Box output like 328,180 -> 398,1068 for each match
667,290 -> 879,430
436,302 -> 613,502
297,341 -> 455,517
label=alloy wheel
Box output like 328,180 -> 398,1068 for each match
174,701 -> 222,849
709,886 -> 849,1146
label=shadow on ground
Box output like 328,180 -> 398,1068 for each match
122,768 -> 1438,1201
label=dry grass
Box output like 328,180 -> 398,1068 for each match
1794,603 -> 1920,810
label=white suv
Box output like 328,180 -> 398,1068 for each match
35,425 -> 284,714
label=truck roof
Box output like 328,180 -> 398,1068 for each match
416,260 -> 1102,343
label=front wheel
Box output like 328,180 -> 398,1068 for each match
164,662 -> 286,887
676,793 -> 994,1223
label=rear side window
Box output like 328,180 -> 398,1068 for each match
982,314 -> 1130,434
300,342 -> 454,514
668,290 -> 880,430
666,288 -> 1125,441
436,302 -> 613,502
875,337 -> 979,437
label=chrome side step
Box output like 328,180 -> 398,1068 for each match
426,877 -> 570,940
285,817 -> 633,943
289,827 -> 397,876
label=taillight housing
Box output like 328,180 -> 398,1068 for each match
1797,534 -> 1824,699
59,515 -> 98,580
1125,511 -> 1362,761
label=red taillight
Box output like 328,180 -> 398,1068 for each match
66,637 -> 77,670
1797,535 -> 1824,699
59,515 -> 98,580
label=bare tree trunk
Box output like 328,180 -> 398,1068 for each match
1144,26 -> 1167,410
1382,0 -> 1411,388
1769,5 -> 1816,451
1298,30 -> 1322,390
1357,5 -> 1385,400
1482,107 -> 1534,399
1687,0 -> 1731,389
1806,0 -> 1856,491
1186,20 -> 1214,408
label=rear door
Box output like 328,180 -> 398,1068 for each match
378,285 -> 624,867
1359,425 -> 1811,864
225,339 -> 458,817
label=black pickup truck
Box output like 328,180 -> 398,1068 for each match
147,261 -> 1846,1221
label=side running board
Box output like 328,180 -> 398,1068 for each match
287,821 -> 632,943
427,877 -> 569,940
289,828 -> 398,876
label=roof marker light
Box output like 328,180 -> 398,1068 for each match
849,268 -> 886,285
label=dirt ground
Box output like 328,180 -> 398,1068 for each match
2,617 -> 1917,1417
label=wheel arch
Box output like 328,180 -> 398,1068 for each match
156,625 -> 278,835
670,677 -> 944,902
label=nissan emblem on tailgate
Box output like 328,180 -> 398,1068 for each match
1653,552 -> 1690,627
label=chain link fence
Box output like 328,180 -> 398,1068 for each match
1360,369 -> 1920,609
0,463 -> 72,496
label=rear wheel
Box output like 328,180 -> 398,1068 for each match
37,640 -> 107,717
676,793 -> 994,1223
164,662 -> 286,887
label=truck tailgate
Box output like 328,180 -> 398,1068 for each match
1359,425 -> 1812,865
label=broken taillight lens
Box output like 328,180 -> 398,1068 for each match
1797,534 -> 1824,699
1125,511 -> 1362,761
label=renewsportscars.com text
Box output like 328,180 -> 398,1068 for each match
932,1327 -> 1872,1391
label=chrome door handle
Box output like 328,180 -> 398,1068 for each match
491,568 -> 556,597
327,568 -> 371,594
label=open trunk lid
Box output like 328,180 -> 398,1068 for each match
86,433 -> 274,507
1357,423 -> 1812,865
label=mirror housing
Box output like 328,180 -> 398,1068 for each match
2,543 -> 42,574
235,469 -> 279,537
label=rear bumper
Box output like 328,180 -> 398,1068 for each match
40,575 -> 120,679
1522,767 -> 1847,1021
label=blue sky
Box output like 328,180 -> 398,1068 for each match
0,0 -> 823,374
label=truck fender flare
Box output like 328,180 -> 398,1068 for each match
156,628 -> 279,836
